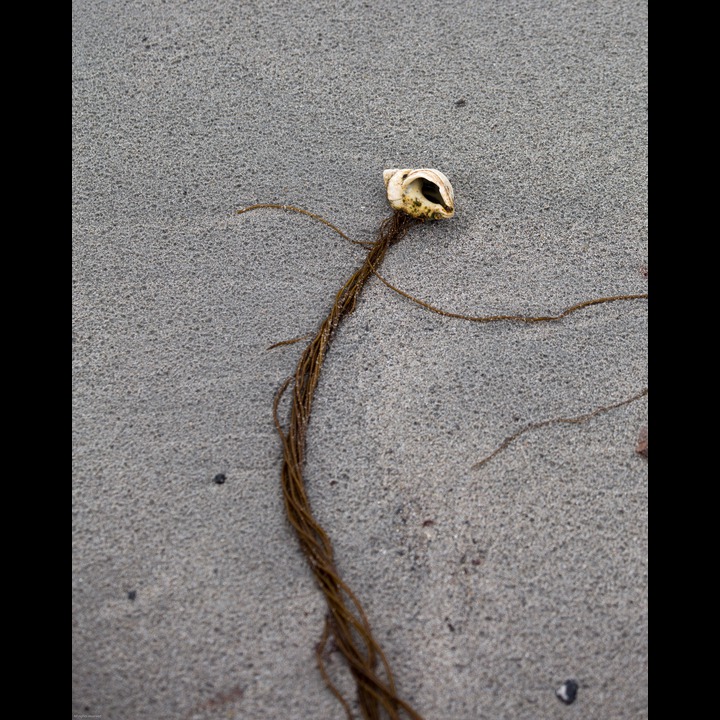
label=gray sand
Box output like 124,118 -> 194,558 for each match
72,1 -> 648,718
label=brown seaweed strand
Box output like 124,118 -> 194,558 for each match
239,203 -> 648,332
237,203 -> 373,246
472,387 -> 649,470
372,269 -> 648,323
273,210 -> 425,720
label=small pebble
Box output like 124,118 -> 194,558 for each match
556,679 -> 578,705
213,473 -> 226,484
127,590 -> 137,601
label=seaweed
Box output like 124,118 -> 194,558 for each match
237,202 -> 648,720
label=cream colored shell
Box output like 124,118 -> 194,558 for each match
383,168 -> 455,219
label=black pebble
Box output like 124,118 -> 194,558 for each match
127,590 -> 137,601
213,473 -> 227,484
556,679 -> 579,705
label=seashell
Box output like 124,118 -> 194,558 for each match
383,168 -> 455,220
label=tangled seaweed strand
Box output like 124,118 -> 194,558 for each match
270,210 -> 424,720
238,202 -> 648,719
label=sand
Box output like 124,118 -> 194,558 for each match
72,2 -> 648,717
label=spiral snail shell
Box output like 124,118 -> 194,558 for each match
383,168 -> 455,220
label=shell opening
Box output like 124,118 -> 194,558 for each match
420,178 -> 452,211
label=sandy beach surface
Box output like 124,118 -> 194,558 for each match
72,2 -> 648,718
